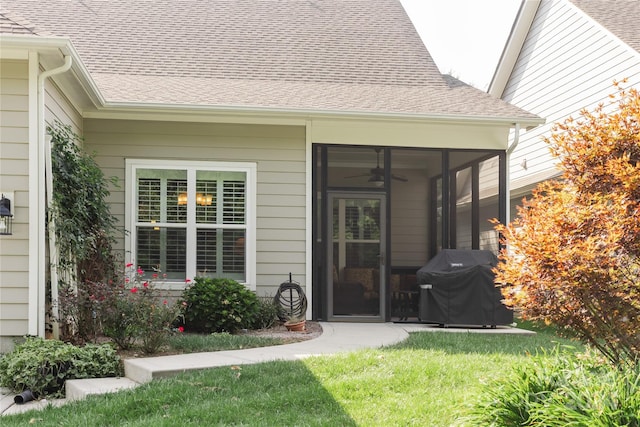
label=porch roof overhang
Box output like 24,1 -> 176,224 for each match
85,101 -> 543,150
1,34 -> 544,151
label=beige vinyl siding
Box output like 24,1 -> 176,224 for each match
503,0 -> 640,195
44,77 -> 82,135
0,59 -> 30,344
390,168 -> 429,267
83,119 -> 306,295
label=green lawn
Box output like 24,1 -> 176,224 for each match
3,325 -> 582,426
167,331 -> 286,353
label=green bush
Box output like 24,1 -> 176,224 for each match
181,278 -> 259,333
460,349 -> 640,426
0,337 -> 122,398
250,297 -> 280,330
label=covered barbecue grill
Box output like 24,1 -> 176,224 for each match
416,249 -> 513,327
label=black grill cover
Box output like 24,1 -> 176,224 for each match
416,249 -> 513,326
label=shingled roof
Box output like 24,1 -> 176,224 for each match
0,11 -> 49,36
570,0 -> 640,53
0,0 -> 539,120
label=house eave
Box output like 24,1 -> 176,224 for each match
86,101 -> 544,129
0,34 -> 106,109
0,34 -> 70,53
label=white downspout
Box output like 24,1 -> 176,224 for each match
38,55 -> 72,340
505,123 -> 521,227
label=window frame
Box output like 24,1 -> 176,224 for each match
125,159 -> 257,290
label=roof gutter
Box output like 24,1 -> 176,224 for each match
0,34 -> 71,50
38,54 -> 73,340
1,35 -> 105,107
92,101 -> 545,129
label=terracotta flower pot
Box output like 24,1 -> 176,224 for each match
284,319 -> 306,332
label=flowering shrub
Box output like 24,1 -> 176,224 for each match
99,282 -> 140,350
58,279 -> 109,344
181,277 -> 259,333
97,264 -> 183,354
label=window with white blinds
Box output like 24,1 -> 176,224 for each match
127,160 -> 256,286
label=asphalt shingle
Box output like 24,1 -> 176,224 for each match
0,0 -> 539,119
570,0 -> 640,53
0,11 -> 48,35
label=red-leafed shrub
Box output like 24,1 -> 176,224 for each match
494,82 -> 640,366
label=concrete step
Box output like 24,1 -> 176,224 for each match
124,352 -> 255,384
65,377 -> 139,402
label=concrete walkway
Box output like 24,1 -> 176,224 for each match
0,322 -> 534,416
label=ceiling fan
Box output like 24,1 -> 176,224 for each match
344,148 -> 408,185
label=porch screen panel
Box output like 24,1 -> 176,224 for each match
455,167 -> 473,250
433,177 -> 443,255
478,156 -> 500,252
343,199 -> 380,268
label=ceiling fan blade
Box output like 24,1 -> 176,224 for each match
343,148 -> 409,183
344,173 -> 372,179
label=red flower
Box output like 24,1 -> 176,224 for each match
130,287 -> 138,294
152,273 -> 158,279
143,281 -> 149,288
185,278 -> 192,284
163,300 -> 168,305
126,263 -> 134,268
125,278 -> 130,284
178,326 -> 184,333
137,268 -> 144,275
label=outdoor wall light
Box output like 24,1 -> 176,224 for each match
0,193 -> 14,236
